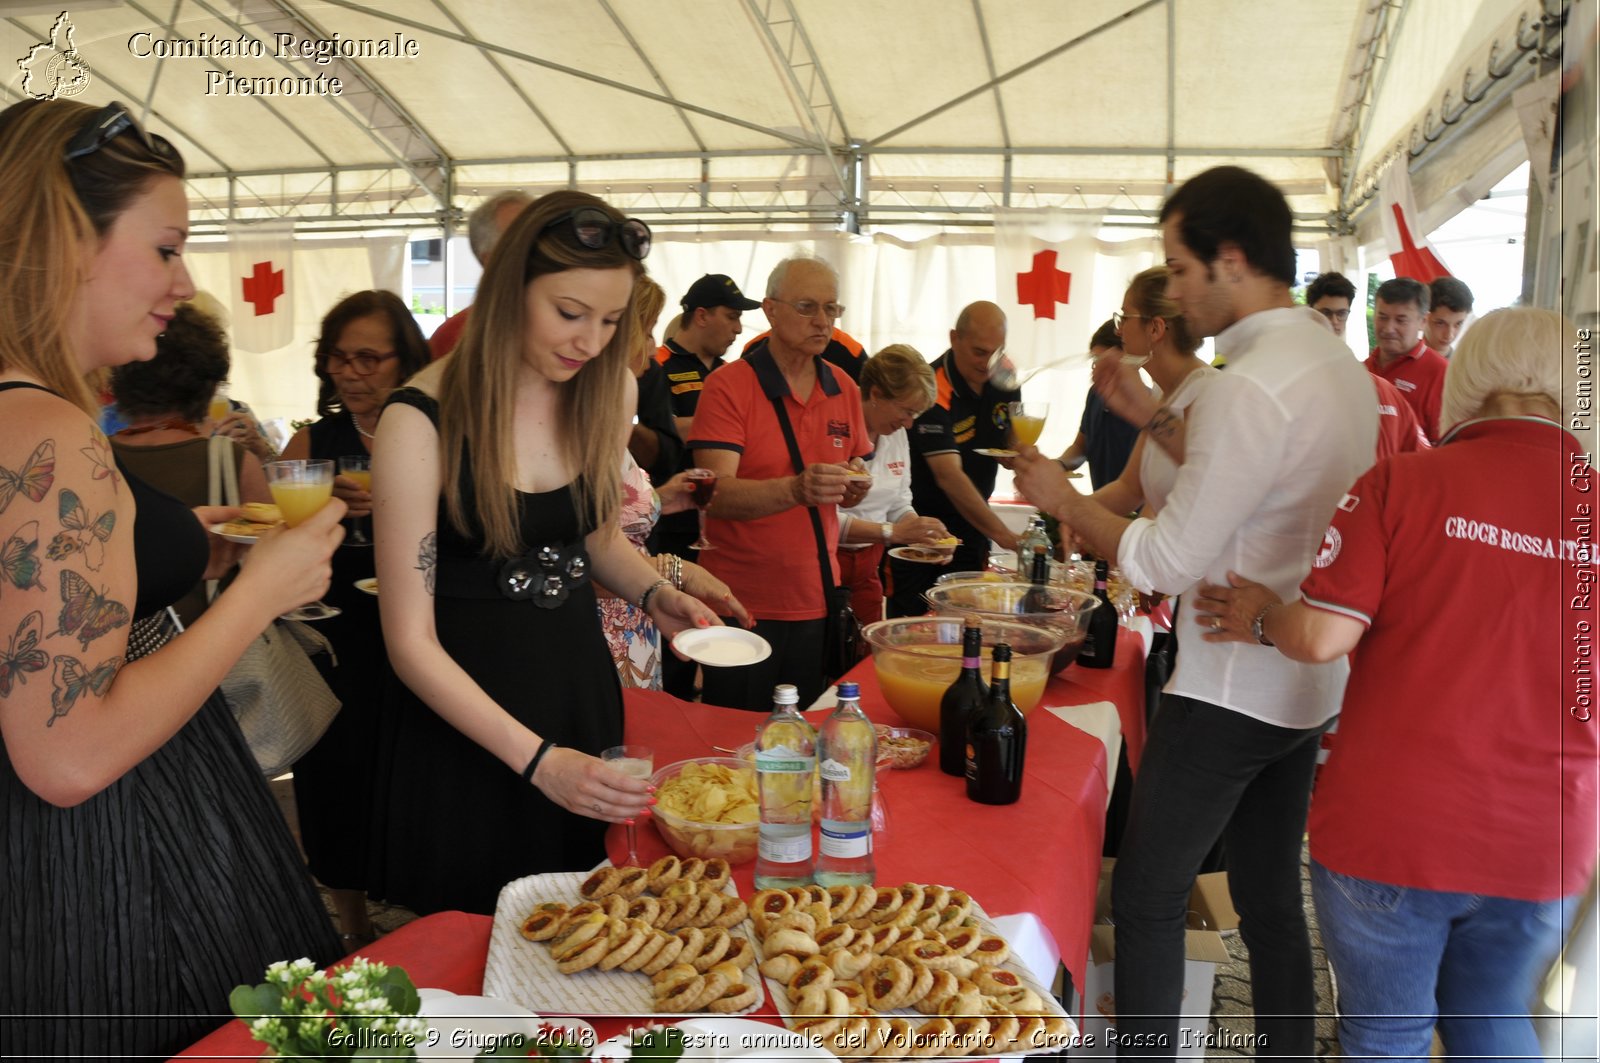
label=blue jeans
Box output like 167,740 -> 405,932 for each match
1111,693 -> 1327,1059
1311,860 -> 1571,1062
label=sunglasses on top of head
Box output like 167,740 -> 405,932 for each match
63,101 -> 175,163
538,206 -> 652,261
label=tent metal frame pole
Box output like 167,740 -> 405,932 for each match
1165,0 -> 1176,192
428,0 -> 572,156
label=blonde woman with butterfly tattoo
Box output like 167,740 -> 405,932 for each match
0,99 -> 347,1060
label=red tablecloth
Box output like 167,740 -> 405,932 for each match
176,667 -> 1127,1059
609,688 -> 1107,997
1044,626 -> 1147,772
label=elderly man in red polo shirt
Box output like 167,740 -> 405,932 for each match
1366,276 -> 1449,442
687,255 -> 872,710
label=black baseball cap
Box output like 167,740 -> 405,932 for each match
681,273 -> 761,312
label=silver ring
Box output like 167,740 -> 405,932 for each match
1212,619 -> 1223,631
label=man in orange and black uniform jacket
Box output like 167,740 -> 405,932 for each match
887,301 -> 1022,617
654,273 -> 762,698
742,325 -> 866,383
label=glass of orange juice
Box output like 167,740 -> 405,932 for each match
337,455 -> 373,546
263,459 -> 339,621
208,382 -> 232,425
1008,402 -> 1048,450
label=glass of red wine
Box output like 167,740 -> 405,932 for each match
685,467 -> 718,551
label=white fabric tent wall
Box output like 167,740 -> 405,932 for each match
184,236 -> 407,426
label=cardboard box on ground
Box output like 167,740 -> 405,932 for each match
1079,858 -> 1239,1059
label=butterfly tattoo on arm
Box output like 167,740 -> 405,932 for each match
416,531 -> 437,596
0,440 -> 55,515
0,521 -> 46,598
0,610 -> 47,698
46,653 -> 124,725
46,489 -> 116,571
53,570 -> 129,651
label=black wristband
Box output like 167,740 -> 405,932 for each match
522,738 -> 557,784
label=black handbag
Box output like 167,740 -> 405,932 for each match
768,393 -> 866,683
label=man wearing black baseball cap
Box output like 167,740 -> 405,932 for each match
654,274 -> 762,698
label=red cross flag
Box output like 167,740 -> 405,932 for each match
228,220 -> 295,353
1378,161 -> 1451,285
993,208 -> 1101,372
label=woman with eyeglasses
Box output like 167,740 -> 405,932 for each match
369,191 -> 723,915
1041,265 -> 1212,545
0,99 -> 344,1058
279,289 -> 431,948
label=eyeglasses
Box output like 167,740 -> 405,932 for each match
63,101 -> 174,163
1111,311 -> 1148,330
538,207 -> 652,261
326,349 -> 398,375
1316,308 -> 1352,322
772,298 -> 845,320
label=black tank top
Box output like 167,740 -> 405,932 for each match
0,381 -> 206,619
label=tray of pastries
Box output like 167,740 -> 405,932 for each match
484,857 -> 764,1017
751,882 -> 1079,1060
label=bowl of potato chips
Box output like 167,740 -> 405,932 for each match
649,756 -> 761,865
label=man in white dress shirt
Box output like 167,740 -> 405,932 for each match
1013,166 -> 1376,1059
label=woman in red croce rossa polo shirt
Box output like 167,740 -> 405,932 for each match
1190,307 -> 1597,1061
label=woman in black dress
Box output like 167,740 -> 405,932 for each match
369,191 -> 724,915
283,290 -> 430,945
0,99 -> 345,1058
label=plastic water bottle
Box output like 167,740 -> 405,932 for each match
815,682 -> 877,887
754,684 -> 816,889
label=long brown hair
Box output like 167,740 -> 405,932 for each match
0,100 -> 186,414
1126,265 -> 1200,355
439,190 -> 642,558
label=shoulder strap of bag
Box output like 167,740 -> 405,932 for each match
767,392 -> 836,608
206,434 -> 241,602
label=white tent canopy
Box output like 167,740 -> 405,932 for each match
1,0 -> 1561,429
1,0 -> 1556,233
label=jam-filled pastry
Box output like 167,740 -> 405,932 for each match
612,866 -> 650,899
698,857 -> 732,891
863,955 -> 916,1010
677,857 -> 708,883
969,935 -> 1009,966
752,888 -> 794,919
944,1017 -> 990,1056
578,866 -> 624,900
765,910 -> 818,940
711,895 -> 749,929
720,936 -> 756,969
940,925 -> 982,957
555,932 -> 613,974
983,1013 -> 1021,1054
914,968 -> 961,1014
816,922 -> 857,951
826,884 -> 859,920
646,854 -> 682,893
786,955 -> 835,1000
973,967 -> 1024,995
518,902 -> 568,942
865,886 -> 904,925
864,924 -> 902,954
548,912 -> 608,961
907,1018 -> 954,1058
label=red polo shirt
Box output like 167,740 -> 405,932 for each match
1365,339 -> 1448,443
687,347 -> 870,620
1371,373 -> 1429,461
1302,417 -> 1598,901
428,306 -> 471,360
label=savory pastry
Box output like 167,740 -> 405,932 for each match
686,926 -> 733,972
907,1018 -> 954,1058
984,1014 -> 1021,1054
711,896 -> 749,929
638,932 -> 687,975
612,866 -> 650,899
945,1017 -> 991,1056
555,933 -> 612,974
720,936 -> 756,970
548,912 -> 607,960
914,969 -> 961,1014
618,930 -> 672,973
708,981 -> 760,1013
595,918 -> 653,972
786,956 -> 835,1000
758,953 -> 804,982
763,927 -> 820,960
825,942 -> 876,980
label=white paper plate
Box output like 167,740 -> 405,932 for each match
672,626 -> 772,668
209,522 -> 262,544
972,447 -> 1018,459
887,546 -> 952,565
416,991 -> 540,1060
354,577 -> 379,596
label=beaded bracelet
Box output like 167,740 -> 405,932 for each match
522,738 -> 558,784
638,577 -> 672,612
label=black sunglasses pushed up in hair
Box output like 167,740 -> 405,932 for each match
63,101 -> 175,163
538,206 -> 652,261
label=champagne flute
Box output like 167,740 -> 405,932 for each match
264,459 -> 340,621
1008,401 -> 1049,451
337,454 -> 373,547
602,744 -> 655,866
685,468 -> 718,551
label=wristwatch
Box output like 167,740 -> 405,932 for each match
1250,603 -> 1277,647
881,522 -> 894,543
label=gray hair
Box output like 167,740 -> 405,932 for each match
468,190 -> 531,264
765,255 -> 838,299
1440,307 -> 1567,431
